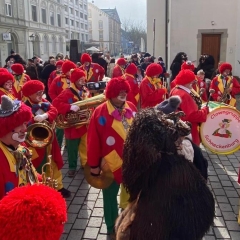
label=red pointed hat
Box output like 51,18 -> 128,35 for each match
116,58 -> 127,66
0,184 -> 67,240
22,80 -> 45,97
0,72 -> 14,86
81,53 -> 92,64
61,60 -> 76,74
70,68 -> 86,83
175,69 -> 196,85
219,63 -> 232,74
181,61 -> 195,71
105,77 -> 130,99
146,63 -> 163,77
11,63 -> 24,75
125,63 -> 137,75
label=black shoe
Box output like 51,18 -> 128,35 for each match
68,170 -> 76,178
58,188 -> 71,198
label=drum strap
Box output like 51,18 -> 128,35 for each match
70,87 -> 82,101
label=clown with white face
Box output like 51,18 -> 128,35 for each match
0,70 -> 16,102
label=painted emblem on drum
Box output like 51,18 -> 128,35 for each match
212,119 -> 232,138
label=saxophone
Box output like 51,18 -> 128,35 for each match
219,76 -> 233,103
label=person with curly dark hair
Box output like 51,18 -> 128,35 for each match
115,108 -> 215,240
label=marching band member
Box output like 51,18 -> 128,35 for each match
79,53 -> 105,82
196,69 -> 208,102
210,62 -> 240,106
22,80 -> 71,198
11,63 -> 31,100
0,95 -> 35,199
139,63 -> 167,108
0,185 -> 67,240
170,69 -> 209,146
52,69 -> 90,176
49,60 -> 76,148
87,77 -> 137,237
124,63 -> 140,108
47,60 -> 64,91
112,58 -> 127,78
0,72 -> 16,102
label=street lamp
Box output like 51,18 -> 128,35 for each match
29,34 -> 35,57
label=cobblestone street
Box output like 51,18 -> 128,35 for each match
60,146 -> 240,240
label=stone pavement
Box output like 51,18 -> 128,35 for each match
60,146 -> 240,240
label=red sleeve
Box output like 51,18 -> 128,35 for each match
48,76 -> 59,101
210,77 -> 219,101
112,66 -> 122,78
52,90 -> 72,115
48,71 -> 55,90
140,80 -> 166,105
42,99 -> 58,122
87,108 -> 102,167
231,78 -> 240,97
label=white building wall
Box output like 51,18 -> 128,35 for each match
234,0 -> 240,76
88,3 -> 110,52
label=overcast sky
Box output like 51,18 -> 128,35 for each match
88,0 -> 146,27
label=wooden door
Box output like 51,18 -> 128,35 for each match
201,34 -> 221,69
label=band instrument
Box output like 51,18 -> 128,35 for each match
219,76 -> 233,103
25,120 -> 56,148
190,89 -> 202,109
56,93 -> 106,129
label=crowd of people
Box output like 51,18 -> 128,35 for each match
0,49 -> 239,240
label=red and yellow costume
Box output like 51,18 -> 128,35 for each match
11,63 -> 31,101
87,77 -> 137,234
0,71 -> 16,102
79,53 -> 105,82
112,58 -> 126,78
0,96 -> 32,200
22,81 -> 69,197
210,63 -> 240,106
48,60 -> 64,90
140,63 -> 167,108
52,69 -> 90,169
124,63 -> 139,107
170,70 -> 208,146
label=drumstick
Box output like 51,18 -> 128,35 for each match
206,89 -> 215,107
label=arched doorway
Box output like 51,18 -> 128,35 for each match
33,35 -> 40,57
7,32 -> 18,55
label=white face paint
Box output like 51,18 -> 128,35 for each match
117,95 -> 127,102
12,132 -> 26,143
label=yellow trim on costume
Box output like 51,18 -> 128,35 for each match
124,73 -> 135,79
13,74 -> 25,93
83,66 -> 94,82
104,150 -> 122,172
0,87 -> 15,100
28,147 -> 39,161
146,76 -> 162,90
217,75 -> 233,94
135,93 -> 140,102
117,64 -> 125,75
61,76 -> 69,90
191,88 -> 200,97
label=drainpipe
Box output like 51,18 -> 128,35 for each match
165,0 -> 169,70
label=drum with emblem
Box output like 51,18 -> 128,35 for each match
99,81 -> 107,90
200,101 -> 240,154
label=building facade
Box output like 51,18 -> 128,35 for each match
147,0 -> 240,76
88,2 -> 109,52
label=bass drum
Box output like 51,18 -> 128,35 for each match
200,101 -> 240,155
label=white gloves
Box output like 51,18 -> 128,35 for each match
70,105 -> 80,112
34,113 -> 48,122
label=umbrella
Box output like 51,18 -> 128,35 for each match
86,46 -> 100,52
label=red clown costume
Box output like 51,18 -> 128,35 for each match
112,58 -> 127,78
170,69 -> 208,146
210,62 -> 240,106
49,60 -> 76,101
0,95 -> 33,200
48,60 -> 64,90
79,53 -> 105,82
124,63 -> 140,107
139,63 -> 167,108
11,63 -> 31,100
0,72 -> 16,102
22,80 -> 71,198
87,77 -> 137,234
0,184 -> 67,240
52,69 -> 90,174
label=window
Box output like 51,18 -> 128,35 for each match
70,0 -> 73,2
84,4 -> 87,11
57,0 -> 61,3
85,34 -> 88,42
64,5 -> 68,11
81,23 -> 84,29
65,17 -> 69,24
75,10 -> 79,17
88,9 -> 91,18
50,12 -> 54,25
69,7 -> 73,14
80,12 -> 83,18
41,8 -> 46,24
76,21 -> 79,28
80,3 -> 83,8
66,30 -> 69,38
88,20 -> 92,29
43,36 -> 48,53
89,32 -> 92,41
81,33 -> 84,41
77,33 -> 80,40
99,31 -> 103,40
85,24 -> 88,30
99,20 -> 103,29
71,32 -> 74,39
84,14 -> 87,20
70,19 -> 74,26
57,13 -> 61,27
52,37 -> 56,53
31,5 -> 37,22
5,2 -> 12,17
75,0 -> 78,4
59,37 -> 63,52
